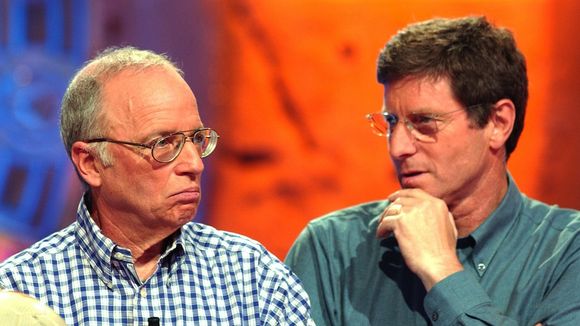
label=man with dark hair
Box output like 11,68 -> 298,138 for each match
286,16 -> 580,325
0,46 -> 313,325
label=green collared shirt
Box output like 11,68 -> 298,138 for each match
286,175 -> 580,325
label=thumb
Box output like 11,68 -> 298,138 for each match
448,212 -> 458,239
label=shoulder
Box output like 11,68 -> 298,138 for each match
180,223 -> 311,318
181,222 -> 269,255
1,224 -> 77,267
519,196 -> 580,258
0,224 -> 77,287
521,195 -> 580,232
304,200 -> 387,237
180,222 -> 289,273
286,201 -> 387,264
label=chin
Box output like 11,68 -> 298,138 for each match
163,208 -> 196,229
180,208 -> 197,222
176,211 -> 196,224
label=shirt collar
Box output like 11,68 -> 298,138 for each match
75,193 -> 117,284
469,173 -> 524,275
75,193 -> 186,285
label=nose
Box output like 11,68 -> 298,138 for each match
388,122 -> 417,159
174,140 -> 204,175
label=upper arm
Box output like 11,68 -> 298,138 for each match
285,225 -> 336,326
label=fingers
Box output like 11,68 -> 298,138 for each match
378,188 -> 453,239
377,189 -> 462,288
377,203 -> 402,238
380,203 -> 402,222
388,188 -> 432,203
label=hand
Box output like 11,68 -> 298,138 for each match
377,188 -> 463,290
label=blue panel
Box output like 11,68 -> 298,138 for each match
0,0 -> 88,239
7,0 -> 27,52
45,0 -> 64,54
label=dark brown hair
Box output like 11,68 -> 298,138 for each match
377,16 -> 528,159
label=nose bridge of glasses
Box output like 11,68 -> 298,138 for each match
389,117 -> 413,140
165,136 -> 201,164
384,113 -> 413,137
182,133 -> 204,153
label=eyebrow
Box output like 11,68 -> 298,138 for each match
142,126 -> 206,141
382,107 -> 435,115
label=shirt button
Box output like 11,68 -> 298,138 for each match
477,263 -> 487,272
140,288 -> 147,297
113,252 -> 123,260
431,311 -> 439,321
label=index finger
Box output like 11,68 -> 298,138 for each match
387,188 -> 432,202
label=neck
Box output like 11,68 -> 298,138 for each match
448,166 -> 508,238
91,203 -> 176,281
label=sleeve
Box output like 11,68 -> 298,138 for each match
285,224 -> 337,326
423,271 -> 519,325
0,265 -> 20,292
425,249 -> 580,326
257,246 -> 315,326
528,233 -> 580,325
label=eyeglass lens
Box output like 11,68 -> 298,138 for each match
152,129 -> 218,162
367,113 -> 438,143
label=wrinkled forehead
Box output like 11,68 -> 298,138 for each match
381,75 -> 460,115
99,67 -> 200,136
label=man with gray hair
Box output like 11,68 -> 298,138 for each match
0,46 -> 313,325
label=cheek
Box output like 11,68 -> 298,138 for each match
443,137 -> 488,172
428,138 -> 471,171
112,160 -> 165,193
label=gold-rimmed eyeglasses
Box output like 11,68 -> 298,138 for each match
365,108 -> 468,143
85,127 -> 219,163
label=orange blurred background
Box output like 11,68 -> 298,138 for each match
1,0 -> 579,260
205,0 -> 580,258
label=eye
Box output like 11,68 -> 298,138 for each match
408,113 -> 437,125
191,130 -> 207,145
384,113 -> 398,126
155,134 -> 178,148
407,113 -> 440,135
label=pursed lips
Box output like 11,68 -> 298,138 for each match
171,187 -> 201,201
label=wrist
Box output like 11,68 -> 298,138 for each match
417,258 -> 463,291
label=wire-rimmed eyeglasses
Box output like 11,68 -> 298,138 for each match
365,108 -> 466,143
85,127 -> 219,163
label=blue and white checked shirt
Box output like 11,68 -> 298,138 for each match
0,195 -> 314,325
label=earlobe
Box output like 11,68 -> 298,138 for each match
489,99 -> 516,151
71,142 -> 103,187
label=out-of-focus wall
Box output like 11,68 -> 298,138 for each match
205,0 -> 580,258
1,0 -> 578,261
0,0 -> 88,259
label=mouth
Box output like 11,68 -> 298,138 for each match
399,171 -> 426,187
171,187 -> 201,203
401,171 -> 423,177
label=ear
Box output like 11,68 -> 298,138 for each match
488,99 -> 516,152
71,141 -> 103,188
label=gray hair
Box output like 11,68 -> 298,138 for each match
60,46 -> 183,171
